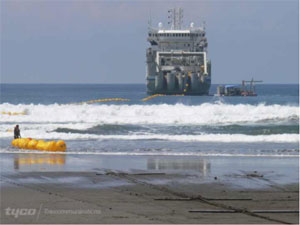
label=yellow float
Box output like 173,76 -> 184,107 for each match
11,138 -> 66,152
141,94 -> 166,102
27,139 -> 38,149
1,111 -> 26,116
77,98 -> 130,105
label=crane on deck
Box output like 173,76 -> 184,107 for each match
241,78 -> 263,96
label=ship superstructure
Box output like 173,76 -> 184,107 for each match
146,8 -> 211,95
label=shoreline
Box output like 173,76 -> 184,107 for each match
0,153 -> 299,223
1,149 -> 299,157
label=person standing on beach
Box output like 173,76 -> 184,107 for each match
14,125 -> 21,139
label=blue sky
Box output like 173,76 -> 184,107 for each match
1,0 -> 299,84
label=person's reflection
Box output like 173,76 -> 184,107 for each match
14,153 -> 66,170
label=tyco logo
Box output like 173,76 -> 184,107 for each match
5,207 -> 36,218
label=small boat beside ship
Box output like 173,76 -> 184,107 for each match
217,78 -> 263,96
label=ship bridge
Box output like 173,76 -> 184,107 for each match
148,28 -> 207,52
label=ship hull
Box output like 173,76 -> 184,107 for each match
146,79 -> 211,95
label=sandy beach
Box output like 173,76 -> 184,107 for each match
0,153 -> 298,224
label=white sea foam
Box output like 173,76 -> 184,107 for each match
0,102 -> 298,125
1,103 -> 298,143
0,130 -> 298,143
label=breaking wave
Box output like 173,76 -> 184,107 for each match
0,131 -> 298,143
1,103 -> 298,144
0,102 -> 298,125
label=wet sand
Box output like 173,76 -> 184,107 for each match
0,153 -> 299,224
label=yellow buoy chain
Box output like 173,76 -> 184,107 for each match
1,111 -> 27,116
11,138 -> 66,152
77,98 -> 130,105
141,94 -> 184,102
141,94 -> 166,102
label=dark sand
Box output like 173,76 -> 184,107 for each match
0,153 -> 299,224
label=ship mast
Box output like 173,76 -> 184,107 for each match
168,8 -> 183,30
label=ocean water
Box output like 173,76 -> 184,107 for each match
0,84 -> 299,157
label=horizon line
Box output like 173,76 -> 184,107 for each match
0,82 -> 299,85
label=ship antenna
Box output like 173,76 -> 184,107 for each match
168,9 -> 174,29
168,8 -> 183,30
178,8 -> 183,29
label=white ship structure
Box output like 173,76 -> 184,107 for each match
146,8 -> 211,95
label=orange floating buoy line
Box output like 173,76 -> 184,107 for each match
1,111 -> 27,116
141,94 -> 166,102
141,94 -> 184,102
11,138 -> 66,152
77,98 -> 130,104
